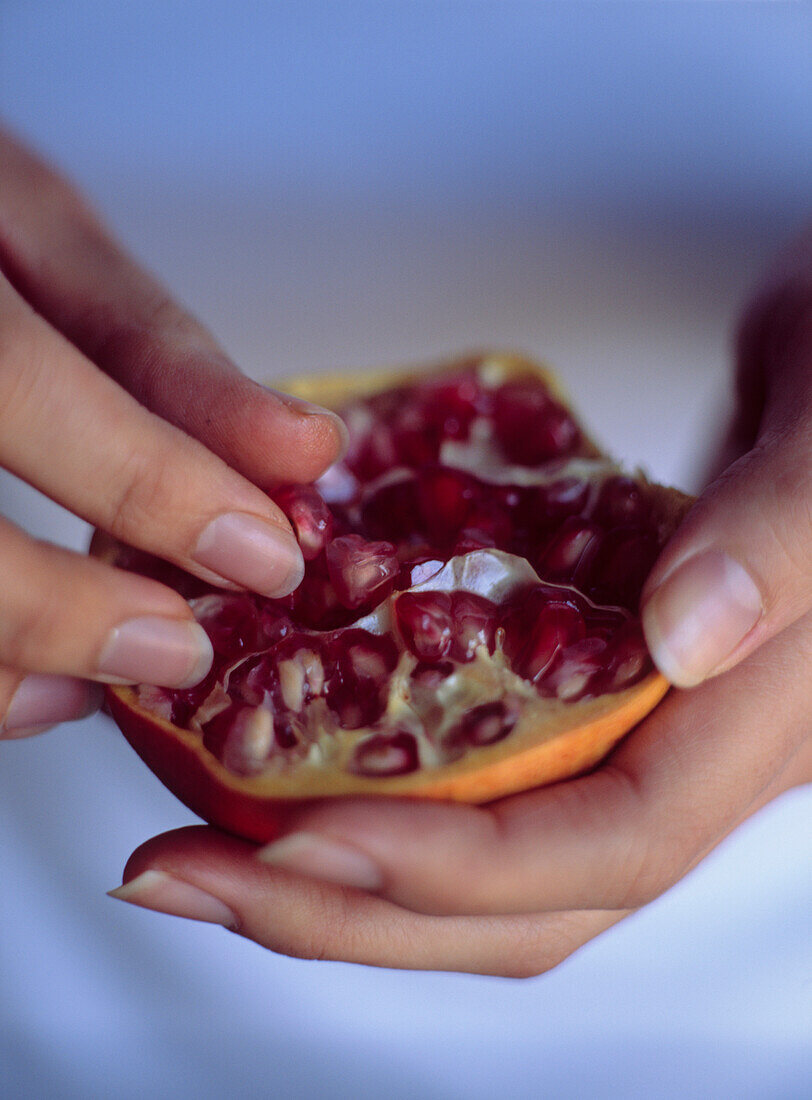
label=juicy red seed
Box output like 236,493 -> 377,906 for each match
410,660 -> 454,687
541,637 -> 608,700
448,700 -> 518,748
326,629 -> 399,727
450,591 -> 498,661
395,591 -> 454,661
325,534 -> 399,609
538,517 -> 603,582
538,478 -> 591,521
595,476 -> 650,527
421,370 -> 483,439
417,467 -> 481,543
348,423 -> 400,480
271,484 -> 334,561
599,620 -> 651,692
201,704 -> 274,776
361,478 -> 422,541
493,377 -> 581,465
590,527 -> 660,610
192,593 -> 262,660
350,731 -> 420,776
518,601 -> 586,681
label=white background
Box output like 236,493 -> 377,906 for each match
1,5 -> 811,1097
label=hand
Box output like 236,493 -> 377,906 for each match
112,233 -> 812,975
0,129 -> 346,738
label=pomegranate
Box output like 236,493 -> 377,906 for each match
93,353 -> 691,842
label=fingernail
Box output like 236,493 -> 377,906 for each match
98,617 -> 213,688
257,832 -> 383,891
108,870 -> 237,927
278,394 -> 350,458
193,513 -> 305,597
2,675 -> 103,736
642,550 -> 763,687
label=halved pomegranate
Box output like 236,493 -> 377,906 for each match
93,353 -> 692,842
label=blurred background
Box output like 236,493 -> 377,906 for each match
1,3 -> 811,1097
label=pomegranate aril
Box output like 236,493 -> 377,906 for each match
410,660 -> 455,688
191,593 -> 262,660
422,369 -> 483,439
493,377 -> 581,465
447,700 -> 518,749
395,591 -> 454,661
350,730 -> 420,777
542,637 -> 608,701
595,476 -> 650,528
417,466 -> 481,544
202,704 -> 274,776
325,534 -> 399,610
517,601 -> 586,682
598,620 -> 651,693
450,591 -> 498,662
324,630 -> 398,730
271,484 -> 334,560
538,517 -> 603,584
362,478 -> 422,541
538,478 -> 591,522
590,526 -> 660,610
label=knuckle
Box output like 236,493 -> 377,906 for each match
0,558 -> 65,670
0,316 -> 51,432
104,437 -> 183,545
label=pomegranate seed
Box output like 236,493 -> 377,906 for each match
493,377 -> 581,465
271,485 -> 334,560
517,601 -> 586,681
595,476 -> 650,527
450,592 -> 498,661
410,660 -> 455,688
589,526 -> 659,610
420,368 -> 483,440
395,591 -> 454,661
542,637 -> 608,700
447,700 -> 518,749
191,593 -> 262,660
202,704 -> 274,775
326,534 -> 399,610
350,731 -> 420,776
326,630 -> 399,728
598,620 -> 651,692
538,477 -> 591,521
417,466 -> 481,544
362,478 -> 422,541
538,517 -> 603,584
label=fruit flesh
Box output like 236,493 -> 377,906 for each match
101,353 -> 690,810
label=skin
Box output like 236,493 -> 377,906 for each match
3,131 -> 810,976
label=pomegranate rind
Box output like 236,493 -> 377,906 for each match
107,671 -> 668,842
94,352 -> 692,841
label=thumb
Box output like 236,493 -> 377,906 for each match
642,264 -> 812,688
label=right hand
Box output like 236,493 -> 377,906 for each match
0,127 -> 346,738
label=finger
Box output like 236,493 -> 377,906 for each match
0,665 -> 102,738
641,239 -> 812,687
0,516 -> 216,689
0,276 -> 304,596
0,128 -> 346,485
110,826 -> 628,976
248,612 -> 811,917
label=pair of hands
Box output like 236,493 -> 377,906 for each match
2,130 -> 810,975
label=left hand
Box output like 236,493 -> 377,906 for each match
111,234 -> 812,976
